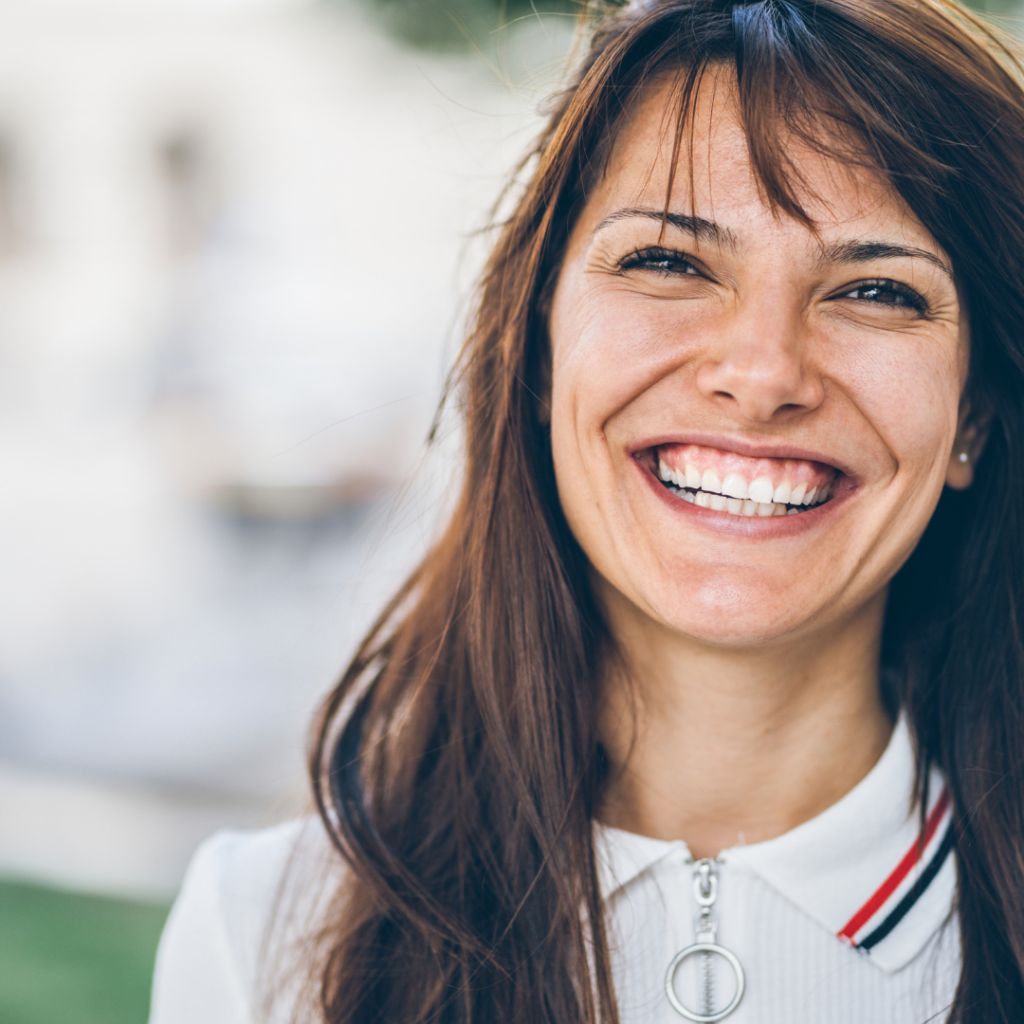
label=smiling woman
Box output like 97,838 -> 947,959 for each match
549,70 -> 972,865
150,2 -> 1024,1024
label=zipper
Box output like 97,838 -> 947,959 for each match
664,857 -> 746,1022
693,858 -> 719,1016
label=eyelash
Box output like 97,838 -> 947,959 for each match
618,248 -> 929,313
618,246 -> 698,276
838,279 -> 928,313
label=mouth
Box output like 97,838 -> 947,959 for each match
646,442 -> 841,518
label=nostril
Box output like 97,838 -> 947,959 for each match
697,343 -> 824,421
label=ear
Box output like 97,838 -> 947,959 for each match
945,398 -> 991,491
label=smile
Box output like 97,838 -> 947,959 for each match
653,443 -> 838,518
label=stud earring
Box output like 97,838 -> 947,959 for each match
957,451 -> 970,464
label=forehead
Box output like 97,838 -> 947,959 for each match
593,70 -> 935,251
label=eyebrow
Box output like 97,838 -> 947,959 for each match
593,208 -> 738,249
819,240 -> 954,281
594,209 -> 954,281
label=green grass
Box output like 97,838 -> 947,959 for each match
0,879 -> 170,1024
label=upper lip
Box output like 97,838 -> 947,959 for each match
628,431 -> 858,483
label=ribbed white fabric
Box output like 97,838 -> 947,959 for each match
150,721 -> 960,1024
603,836 -> 959,1024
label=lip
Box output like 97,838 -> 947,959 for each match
629,432 -> 858,535
627,431 -> 860,485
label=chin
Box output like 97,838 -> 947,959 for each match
639,577 -> 824,648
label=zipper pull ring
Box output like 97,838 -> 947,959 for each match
665,857 -> 746,1022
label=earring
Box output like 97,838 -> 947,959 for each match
957,451 -> 970,464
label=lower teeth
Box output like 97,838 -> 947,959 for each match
666,482 -> 814,517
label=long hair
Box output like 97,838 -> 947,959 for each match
309,2 -> 1024,1021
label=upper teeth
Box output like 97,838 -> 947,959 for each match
658,459 -> 831,516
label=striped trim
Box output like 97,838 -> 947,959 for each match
837,786 -> 953,952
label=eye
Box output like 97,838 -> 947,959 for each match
836,278 -> 927,313
618,246 -> 700,277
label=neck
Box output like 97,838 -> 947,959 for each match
597,589 -> 893,858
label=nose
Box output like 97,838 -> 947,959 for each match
694,300 -> 824,423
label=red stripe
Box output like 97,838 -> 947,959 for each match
837,787 -> 952,943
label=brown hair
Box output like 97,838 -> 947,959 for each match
310,2 -> 1024,1021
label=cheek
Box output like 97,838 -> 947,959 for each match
549,287 -> 664,561
551,301 -> 637,426
833,334 -> 962,471
550,288 -> 708,437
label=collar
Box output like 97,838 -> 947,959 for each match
595,716 -> 956,974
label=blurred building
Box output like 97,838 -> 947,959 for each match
0,0 -> 572,898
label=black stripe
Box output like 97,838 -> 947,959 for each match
858,823 -> 955,952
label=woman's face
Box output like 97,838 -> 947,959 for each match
548,74 -> 970,648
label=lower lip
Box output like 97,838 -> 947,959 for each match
635,458 -> 849,536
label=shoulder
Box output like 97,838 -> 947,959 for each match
150,817 -> 342,1024
196,818 -> 337,961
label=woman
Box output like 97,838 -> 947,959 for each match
150,1 -> 1024,1022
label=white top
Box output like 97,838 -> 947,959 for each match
150,717 -> 960,1024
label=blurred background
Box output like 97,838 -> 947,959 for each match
0,0 -> 1018,1021
0,0 -> 575,1019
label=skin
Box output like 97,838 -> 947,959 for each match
547,72 -> 982,857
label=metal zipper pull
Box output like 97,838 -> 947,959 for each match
694,859 -> 718,1015
664,858 -> 746,1022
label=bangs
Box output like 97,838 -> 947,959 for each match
579,0 -> 1024,242
658,53 -> 898,233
